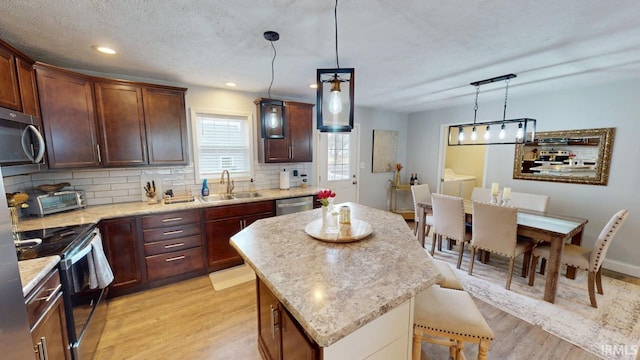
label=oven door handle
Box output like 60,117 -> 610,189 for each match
68,239 -> 94,265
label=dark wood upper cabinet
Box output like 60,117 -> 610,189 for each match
258,100 -> 314,163
35,64 -> 101,168
35,63 -> 188,169
94,82 -> 147,166
0,42 -> 23,111
15,56 -> 41,118
0,39 -> 41,116
142,87 -> 188,165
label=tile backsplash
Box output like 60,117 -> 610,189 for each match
3,162 -> 312,206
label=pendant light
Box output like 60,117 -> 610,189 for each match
448,74 -> 536,146
317,0 -> 355,132
258,31 -> 285,139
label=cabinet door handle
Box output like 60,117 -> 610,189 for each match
35,283 -> 62,302
164,242 -> 185,249
165,255 -> 186,262
162,217 -> 183,222
163,230 -> 184,236
270,305 -> 280,339
289,146 -> 293,159
96,144 -> 102,163
36,337 -> 49,360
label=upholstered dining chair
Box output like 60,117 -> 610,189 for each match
507,191 -> 549,212
470,187 -> 495,202
468,201 -> 535,290
411,184 -> 435,243
430,193 -> 471,269
528,209 -> 629,308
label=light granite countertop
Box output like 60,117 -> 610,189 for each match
17,187 -> 320,231
18,256 -> 61,296
230,202 -> 441,348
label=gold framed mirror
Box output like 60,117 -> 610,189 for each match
513,127 -> 615,185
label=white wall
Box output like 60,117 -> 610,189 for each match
408,78 -> 640,275
355,107 -> 409,210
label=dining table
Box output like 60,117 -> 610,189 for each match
416,200 -> 588,303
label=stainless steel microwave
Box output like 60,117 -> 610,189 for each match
0,107 -> 46,176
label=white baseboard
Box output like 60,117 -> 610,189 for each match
603,259 -> 640,278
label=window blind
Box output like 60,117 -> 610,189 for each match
195,113 -> 251,179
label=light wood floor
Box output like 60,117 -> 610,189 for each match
95,274 -> 601,360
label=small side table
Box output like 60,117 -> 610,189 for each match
389,182 -> 414,220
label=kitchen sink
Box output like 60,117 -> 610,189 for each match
198,193 -> 235,202
233,192 -> 262,199
198,192 -> 262,202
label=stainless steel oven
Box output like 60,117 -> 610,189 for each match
17,224 -> 112,360
60,228 -> 109,360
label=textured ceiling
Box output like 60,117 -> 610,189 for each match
2,0 -> 640,113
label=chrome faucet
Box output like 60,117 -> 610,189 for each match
220,170 -> 235,194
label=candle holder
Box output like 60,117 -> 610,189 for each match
490,194 -> 498,204
501,199 -> 510,207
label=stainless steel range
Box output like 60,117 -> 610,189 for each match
17,223 -> 111,360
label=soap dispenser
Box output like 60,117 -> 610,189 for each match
201,179 -> 210,197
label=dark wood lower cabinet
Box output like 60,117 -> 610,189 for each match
205,201 -> 274,272
205,216 -> 245,271
100,217 -> 147,296
27,269 -> 70,360
257,278 -> 319,360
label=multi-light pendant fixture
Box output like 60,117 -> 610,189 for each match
449,74 -> 536,146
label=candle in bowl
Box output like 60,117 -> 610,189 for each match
491,182 -> 499,195
503,187 -> 511,200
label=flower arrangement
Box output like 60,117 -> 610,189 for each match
395,163 -> 403,185
317,189 -> 336,207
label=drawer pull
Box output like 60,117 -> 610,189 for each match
162,217 -> 183,222
163,230 -> 184,236
164,242 -> 185,249
35,283 -> 62,302
165,255 -> 186,262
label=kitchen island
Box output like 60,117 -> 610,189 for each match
230,203 -> 441,359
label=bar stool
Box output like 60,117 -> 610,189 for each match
413,286 -> 494,360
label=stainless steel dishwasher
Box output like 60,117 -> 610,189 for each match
275,196 -> 314,215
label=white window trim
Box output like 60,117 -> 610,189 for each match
190,107 -> 255,182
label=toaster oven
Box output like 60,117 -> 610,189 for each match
26,190 -> 86,217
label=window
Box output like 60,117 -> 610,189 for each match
327,133 -> 350,181
192,109 -> 253,181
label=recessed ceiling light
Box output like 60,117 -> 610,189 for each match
92,45 -> 116,55
225,82 -> 237,87
309,83 -> 318,89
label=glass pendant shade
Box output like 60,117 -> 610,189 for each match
256,98 -> 285,139
317,68 -> 354,132
328,79 -> 343,115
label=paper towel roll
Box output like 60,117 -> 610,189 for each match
280,170 -> 290,190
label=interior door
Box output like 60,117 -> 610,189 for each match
317,125 -> 359,204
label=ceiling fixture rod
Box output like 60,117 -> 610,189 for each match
470,73 -> 516,87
